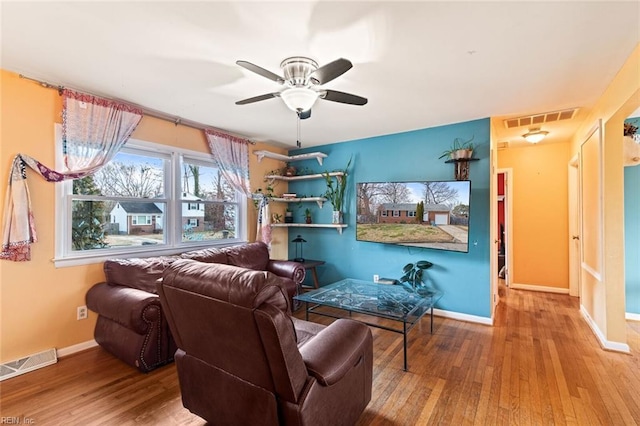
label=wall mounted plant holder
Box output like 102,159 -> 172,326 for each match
445,158 -> 479,181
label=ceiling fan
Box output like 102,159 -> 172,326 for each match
235,56 -> 367,119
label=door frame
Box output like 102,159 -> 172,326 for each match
568,154 -> 581,298
497,168 -> 513,288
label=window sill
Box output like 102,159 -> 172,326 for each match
53,239 -> 248,268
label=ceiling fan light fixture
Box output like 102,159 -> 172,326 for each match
522,128 -> 549,144
280,87 -> 319,112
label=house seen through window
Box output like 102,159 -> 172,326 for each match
57,135 -> 245,265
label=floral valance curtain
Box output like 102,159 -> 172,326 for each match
204,129 -> 252,197
205,129 -> 270,244
1,90 -> 143,261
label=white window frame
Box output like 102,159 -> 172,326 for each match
408,211 -> 416,217
54,125 -> 247,267
381,210 -> 387,217
393,210 -> 400,217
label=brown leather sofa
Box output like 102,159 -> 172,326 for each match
159,259 -> 373,425
86,242 -> 306,372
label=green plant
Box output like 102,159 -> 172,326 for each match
304,208 -> 312,218
323,156 -> 352,212
415,201 -> 424,223
400,260 -> 434,289
72,176 -> 108,250
438,135 -> 475,159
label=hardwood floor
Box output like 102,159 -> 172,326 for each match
1,285 -> 639,425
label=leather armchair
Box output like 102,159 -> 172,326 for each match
159,259 -> 373,426
86,257 -> 178,372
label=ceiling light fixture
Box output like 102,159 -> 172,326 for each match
522,128 -> 549,144
280,87 -> 319,113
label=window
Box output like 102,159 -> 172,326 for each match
55,129 -> 246,267
132,215 -> 152,225
408,211 -> 416,217
393,210 -> 400,217
381,210 -> 388,217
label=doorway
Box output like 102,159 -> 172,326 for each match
497,169 -> 513,287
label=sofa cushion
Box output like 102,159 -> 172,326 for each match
225,242 -> 270,271
181,247 -> 229,264
104,256 -> 178,294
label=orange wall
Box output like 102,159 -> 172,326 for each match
0,70 -> 287,362
498,141 -> 570,289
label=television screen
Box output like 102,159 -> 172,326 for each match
356,180 -> 471,252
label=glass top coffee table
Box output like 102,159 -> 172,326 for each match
294,278 -> 443,371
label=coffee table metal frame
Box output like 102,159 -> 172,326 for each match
294,278 -> 442,371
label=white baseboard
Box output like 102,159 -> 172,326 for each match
433,308 -> 493,326
56,339 -> 98,358
626,312 -> 640,322
580,305 -> 630,353
510,283 -> 569,294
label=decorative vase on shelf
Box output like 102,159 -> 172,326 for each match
332,210 -> 343,224
284,163 -> 296,177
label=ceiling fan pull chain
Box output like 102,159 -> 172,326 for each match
296,113 -> 302,148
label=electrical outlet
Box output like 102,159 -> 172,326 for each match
77,305 -> 88,320
373,274 -> 380,283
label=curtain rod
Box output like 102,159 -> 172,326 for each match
19,74 -> 256,144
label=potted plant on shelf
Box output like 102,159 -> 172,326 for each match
284,208 -> 293,223
304,208 -> 312,224
323,157 -> 352,224
400,260 -> 434,294
438,135 -> 475,160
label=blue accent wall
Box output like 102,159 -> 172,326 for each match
624,117 -> 639,315
624,149 -> 640,314
287,118 -> 492,318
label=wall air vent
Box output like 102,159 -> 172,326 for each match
503,108 -> 579,129
0,348 -> 57,381
497,141 -> 509,150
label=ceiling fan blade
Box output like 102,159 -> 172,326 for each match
235,92 -> 279,105
236,60 -> 284,84
310,58 -> 353,85
321,90 -> 368,106
297,109 -> 312,120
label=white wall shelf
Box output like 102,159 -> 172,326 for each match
271,223 -> 348,234
254,150 -> 328,165
271,197 -> 327,208
265,171 -> 344,183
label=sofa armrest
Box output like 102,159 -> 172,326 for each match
299,319 -> 372,386
267,260 -> 306,284
86,282 -> 163,334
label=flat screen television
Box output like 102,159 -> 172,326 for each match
356,180 -> 471,253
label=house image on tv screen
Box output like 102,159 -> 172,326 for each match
378,203 -> 451,225
355,180 -> 470,253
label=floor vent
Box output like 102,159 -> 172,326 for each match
0,348 -> 57,381
503,108 -> 579,129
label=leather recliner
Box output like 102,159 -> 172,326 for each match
86,242 -> 306,373
158,259 -> 373,426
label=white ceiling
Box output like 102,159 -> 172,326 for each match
2,1 -> 639,149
